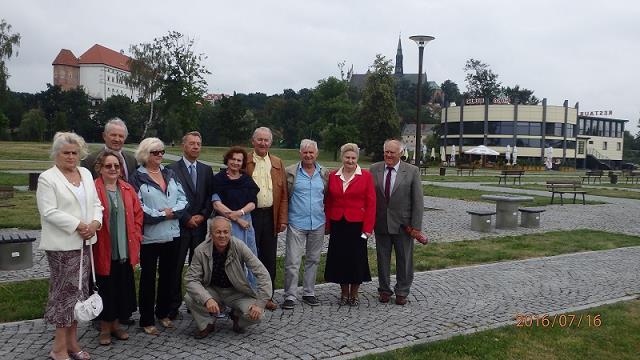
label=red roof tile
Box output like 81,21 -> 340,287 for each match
78,44 -> 131,72
52,49 -> 79,67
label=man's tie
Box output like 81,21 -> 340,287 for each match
189,164 -> 197,188
384,166 -> 393,201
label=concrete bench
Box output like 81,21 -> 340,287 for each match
0,233 -> 37,270
467,210 -> 496,232
519,208 -> 545,228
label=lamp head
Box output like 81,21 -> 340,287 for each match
409,35 -> 435,47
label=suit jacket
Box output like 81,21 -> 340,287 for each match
166,158 -> 214,238
36,166 -> 104,251
325,168 -> 376,234
245,152 -> 288,234
370,161 -> 424,235
81,148 -> 137,182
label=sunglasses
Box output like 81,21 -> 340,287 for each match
103,163 -> 121,170
150,150 -> 165,156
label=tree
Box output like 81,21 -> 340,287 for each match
309,77 -> 356,158
440,80 -> 462,105
94,95 -> 134,131
19,109 -> 46,141
127,31 -> 210,138
0,112 -> 9,140
357,55 -> 401,161
0,19 -> 21,101
501,85 -> 539,105
463,58 -> 501,100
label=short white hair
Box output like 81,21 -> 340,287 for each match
299,139 -> 318,152
252,127 -> 273,141
383,139 -> 405,152
50,132 -> 88,160
135,137 -> 164,165
104,118 -> 129,138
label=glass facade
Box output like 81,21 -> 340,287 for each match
577,117 -> 624,137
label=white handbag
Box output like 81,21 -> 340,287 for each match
74,242 -> 103,322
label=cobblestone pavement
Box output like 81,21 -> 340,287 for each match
1,246 -> 638,359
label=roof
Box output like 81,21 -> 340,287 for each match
78,44 -> 131,72
52,49 -> 79,67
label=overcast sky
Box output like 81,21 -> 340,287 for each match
4,0 -> 639,131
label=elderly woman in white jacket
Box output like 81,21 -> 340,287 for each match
36,132 -> 104,360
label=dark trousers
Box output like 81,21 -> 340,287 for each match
169,230 -> 206,316
252,207 -> 276,294
139,240 -> 178,327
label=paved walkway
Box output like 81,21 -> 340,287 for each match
1,246 -> 638,359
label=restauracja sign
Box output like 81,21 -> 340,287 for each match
579,110 -> 613,116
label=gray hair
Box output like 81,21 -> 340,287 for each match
50,132 -> 88,160
384,139 -> 406,152
252,127 -> 273,141
340,143 -> 360,158
135,137 -> 164,166
104,117 -> 129,138
299,139 -> 318,152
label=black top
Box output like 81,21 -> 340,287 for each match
212,169 -> 259,211
209,245 -> 232,288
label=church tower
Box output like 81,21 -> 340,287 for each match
394,36 -> 403,75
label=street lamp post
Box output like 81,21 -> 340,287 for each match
409,35 -> 435,167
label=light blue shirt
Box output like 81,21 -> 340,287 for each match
288,163 -> 325,230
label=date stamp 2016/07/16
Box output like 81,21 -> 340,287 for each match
515,313 -> 602,328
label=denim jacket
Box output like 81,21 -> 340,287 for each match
130,165 -> 188,244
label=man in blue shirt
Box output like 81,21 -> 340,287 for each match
282,139 -> 329,309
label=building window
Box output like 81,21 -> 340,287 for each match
617,142 -> 621,151
578,141 -> 585,155
602,141 -> 607,150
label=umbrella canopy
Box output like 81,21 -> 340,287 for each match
505,145 -> 512,163
430,147 -> 436,159
440,146 -> 446,162
512,146 -> 518,165
464,145 -> 500,156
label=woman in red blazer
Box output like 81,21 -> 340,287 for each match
92,151 -> 143,346
324,143 -> 376,306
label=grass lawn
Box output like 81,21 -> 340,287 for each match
499,184 -> 640,201
423,174 -> 582,183
0,191 -> 40,229
361,299 -> 640,360
2,229 -> 638,323
423,184 -> 604,206
0,172 -> 28,186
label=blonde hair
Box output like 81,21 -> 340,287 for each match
340,143 -> 359,158
135,137 -> 165,165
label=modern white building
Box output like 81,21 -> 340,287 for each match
440,99 -> 627,169
52,44 -> 139,103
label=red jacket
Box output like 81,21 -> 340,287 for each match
93,178 -> 143,276
325,168 -> 376,234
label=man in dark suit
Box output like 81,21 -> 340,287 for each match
81,118 -> 137,181
371,139 -> 424,305
166,131 -> 214,319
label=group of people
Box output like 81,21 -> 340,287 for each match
36,118 -> 424,360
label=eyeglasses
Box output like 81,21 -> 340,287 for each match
103,163 -> 121,170
150,150 -> 165,156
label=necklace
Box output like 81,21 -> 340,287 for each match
148,168 -> 161,174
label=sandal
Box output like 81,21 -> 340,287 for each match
48,351 -> 70,360
111,328 -> 129,340
158,317 -> 175,329
98,331 -> 111,346
68,350 -> 91,360
143,326 -> 160,336
339,296 -> 349,306
349,297 -> 360,307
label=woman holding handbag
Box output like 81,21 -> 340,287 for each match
93,151 -> 143,345
36,132 -> 103,360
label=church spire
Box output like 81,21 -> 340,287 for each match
395,34 -> 403,75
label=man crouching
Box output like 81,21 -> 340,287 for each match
185,216 -> 272,338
